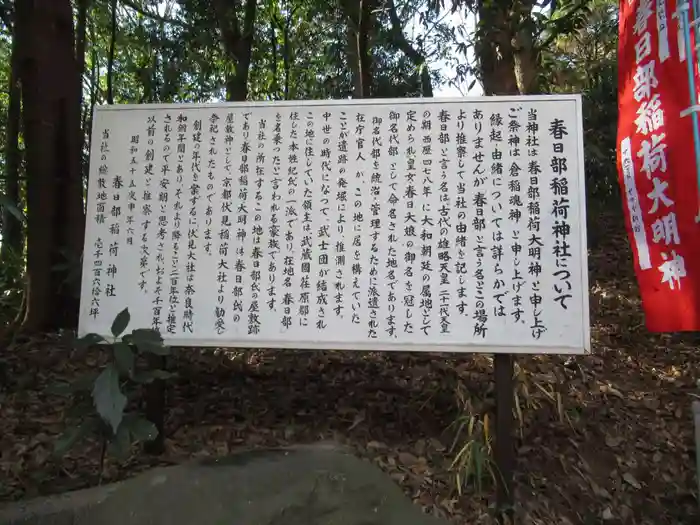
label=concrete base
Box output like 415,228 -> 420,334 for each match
0,442 -> 448,525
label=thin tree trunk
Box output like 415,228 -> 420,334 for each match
343,0 -> 374,98
107,0 -> 117,104
213,0 -> 257,102
283,14 -> 290,99
269,17 -> 279,99
1,26 -> 23,262
356,0 -> 372,98
76,0 -> 90,100
85,20 -> 98,183
76,0 -> 91,197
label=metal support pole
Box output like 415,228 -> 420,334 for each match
494,353 -> 515,523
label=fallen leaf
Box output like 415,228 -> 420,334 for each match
398,451 -> 419,465
347,410 -> 365,431
600,383 -> 624,399
604,435 -> 622,448
429,438 -> 445,452
0,226 -> 696,525
623,472 -> 642,489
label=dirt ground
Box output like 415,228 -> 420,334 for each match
0,212 -> 698,525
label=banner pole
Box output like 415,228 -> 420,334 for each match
676,0 -> 700,221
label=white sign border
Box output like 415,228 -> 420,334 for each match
81,95 -> 591,355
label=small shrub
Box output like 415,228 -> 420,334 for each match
49,307 -> 175,480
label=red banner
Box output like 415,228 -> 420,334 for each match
617,0 -> 700,331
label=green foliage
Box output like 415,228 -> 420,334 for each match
0,243 -> 24,322
541,0 -> 620,206
49,307 -> 175,464
448,385 -> 498,496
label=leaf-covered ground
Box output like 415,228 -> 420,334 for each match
0,211 -> 698,525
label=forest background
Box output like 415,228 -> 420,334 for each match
2,2 -> 688,525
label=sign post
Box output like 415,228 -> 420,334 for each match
80,96 -> 590,514
494,353 -> 515,520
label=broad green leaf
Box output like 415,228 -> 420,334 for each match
92,364 -> 127,435
128,328 -> 170,356
53,418 -> 97,457
137,341 -> 171,356
113,342 -> 135,376
47,373 -> 97,396
111,308 -> 131,338
129,328 -> 163,344
123,415 -> 158,442
75,333 -> 106,349
108,423 -> 133,461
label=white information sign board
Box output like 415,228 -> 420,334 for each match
79,96 -> 590,354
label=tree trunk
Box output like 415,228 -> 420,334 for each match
1,26 -> 23,262
85,20 -> 98,182
283,9 -> 291,100
356,0 -> 373,98
474,0 -> 519,95
75,0 -> 89,100
343,0 -> 374,98
107,0 -> 117,104
511,2 -> 539,95
213,0 -> 257,102
269,17 -> 279,99
76,0 -> 90,191
17,0 -> 85,332
345,21 -> 362,97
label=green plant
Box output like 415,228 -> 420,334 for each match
447,384 -> 498,496
0,246 -> 25,317
49,307 -> 174,481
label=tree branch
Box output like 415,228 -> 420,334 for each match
242,0 -> 257,38
120,0 -> 188,28
0,3 -> 12,32
536,0 -> 590,50
386,0 -> 433,96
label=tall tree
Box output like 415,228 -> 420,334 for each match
341,0 -> 375,98
16,0 -> 85,331
436,0 -> 592,94
212,0 -> 258,101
